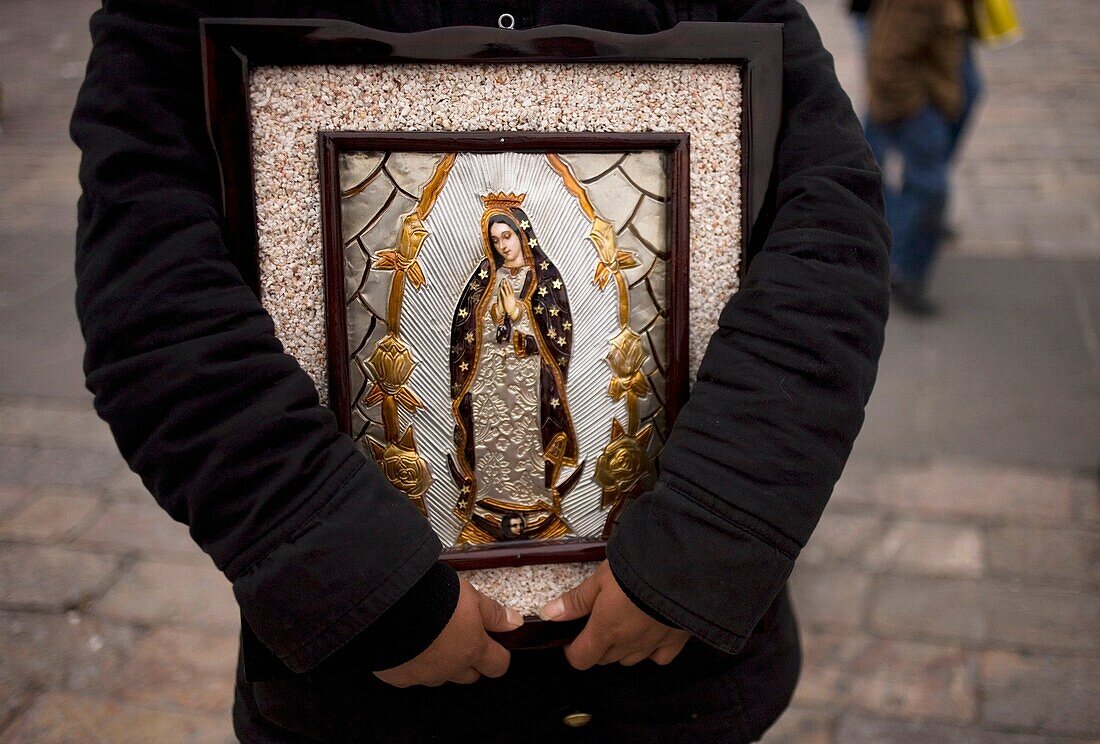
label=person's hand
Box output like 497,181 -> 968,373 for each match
500,280 -> 518,319
374,579 -> 522,688
539,561 -> 690,670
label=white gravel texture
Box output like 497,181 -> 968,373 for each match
249,62 -> 744,611
463,561 -> 601,617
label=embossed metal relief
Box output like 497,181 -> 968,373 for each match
322,136 -> 689,560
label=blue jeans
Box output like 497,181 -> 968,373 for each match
866,106 -> 952,285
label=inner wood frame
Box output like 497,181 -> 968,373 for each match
320,133 -> 689,569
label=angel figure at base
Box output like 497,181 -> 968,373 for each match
447,192 -> 582,544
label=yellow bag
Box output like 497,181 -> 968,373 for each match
973,0 -> 1024,46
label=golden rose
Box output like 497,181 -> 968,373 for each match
369,428 -> 431,504
595,420 -> 655,507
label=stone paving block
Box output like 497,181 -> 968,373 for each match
983,583 -> 1099,653
0,682 -> 31,734
94,560 -> 238,632
1071,477 -> 1100,524
871,463 -> 1075,524
0,489 -> 100,540
0,610 -> 137,694
109,627 -> 237,714
1067,261 -> 1100,361
76,499 -> 203,561
0,692 -> 233,744
0,444 -> 122,488
869,576 -> 986,643
849,376 -> 934,465
799,512 -> 883,566
0,268 -> 56,312
986,525 -> 1098,584
796,633 -> 977,722
0,544 -> 119,611
914,294 -> 1098,399
760,706 -> 834,744
834,714 -> 975,743
788,565 -> 869,632
870,576 -> 1100,652
932,256 -> 1078,311
864,521 -> 983,578
829,462 -> 887,509
921,395 -> 1100,472
0,305 -> 88,402
0,400 -> 118,453
0,485 -> 31,520
102,466 -> 152,503
981,650 -> 1100,736
830,713 -> 1088,743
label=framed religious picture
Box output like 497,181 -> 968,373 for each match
201,20 -> 781,645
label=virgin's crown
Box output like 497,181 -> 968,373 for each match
480,192 -> 527,210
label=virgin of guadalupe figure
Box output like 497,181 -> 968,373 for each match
448,192 -> 579,545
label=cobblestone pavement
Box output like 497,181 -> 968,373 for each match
1,0 -> 1098,742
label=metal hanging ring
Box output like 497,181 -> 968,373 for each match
498,13 -> 516,30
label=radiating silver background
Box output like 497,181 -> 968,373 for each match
340,151 -> 672,546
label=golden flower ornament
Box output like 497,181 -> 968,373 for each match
369,427 -> 431,515
589,217 -> 639,289
595,419 -> 656,508
605,327 -> 649,400
374,212 -> 429,288
364,334 -> 424,411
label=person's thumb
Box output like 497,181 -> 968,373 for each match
538,573 -> 600,622
477,589 -> 524,633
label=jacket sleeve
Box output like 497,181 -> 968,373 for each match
71,0 -> 457,673
607,0 -> 890,654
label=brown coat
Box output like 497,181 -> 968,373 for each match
868,0 -> 971,123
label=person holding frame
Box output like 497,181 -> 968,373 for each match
71,0 -> 889,740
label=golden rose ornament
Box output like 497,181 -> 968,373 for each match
369,427 -> 431,516
595,418 -> 656,508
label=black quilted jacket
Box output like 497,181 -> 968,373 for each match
71,0 -> 888,739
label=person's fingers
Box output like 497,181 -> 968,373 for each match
473,637 -> 511,679
649,642 -> 686,666
539,572 -> 600,622
477,590 -> 524,633
450,667 -> 481,685
597,643 -> 630,665
563,624 -> 608,671
618,651 -> 650,667
373,672 -> 411,688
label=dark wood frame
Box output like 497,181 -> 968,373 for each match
198,20 -> 782,640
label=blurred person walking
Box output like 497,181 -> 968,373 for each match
862,0 -> 981,315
